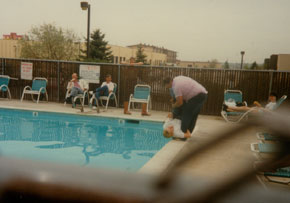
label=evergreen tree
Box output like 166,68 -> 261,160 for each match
250,61 -> 258,70
135,44 -> 147,63
223,60 -> 230,69
83,29 -> 113,62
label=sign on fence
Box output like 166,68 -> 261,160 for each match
79,65 -> 100,83
21,62 -> 33,80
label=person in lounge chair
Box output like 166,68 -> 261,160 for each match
65,73 -> 88,107
92,74 -> 114,108
163,113 -> 191,139
223,92 -> 277,112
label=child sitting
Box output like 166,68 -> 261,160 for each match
163,113 -> 191,139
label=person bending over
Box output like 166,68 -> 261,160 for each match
163,76 -> 208,134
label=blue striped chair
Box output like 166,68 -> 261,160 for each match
128,84 -> 151,113
21,77 -> 48,103
0,75 -> 11,99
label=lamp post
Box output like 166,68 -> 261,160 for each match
240,51 -> 245,70
80,1 -> 91,59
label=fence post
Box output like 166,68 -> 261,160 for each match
57,61 -> 60,102
118,64 -> 120,107
269,71 -> 273,95
1,58 -> 3,75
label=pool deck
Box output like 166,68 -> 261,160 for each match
0,99 -> 284,188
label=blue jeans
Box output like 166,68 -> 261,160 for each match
70,87 -> 83,98
95,85 -> 109,100
93,86 -> 109,106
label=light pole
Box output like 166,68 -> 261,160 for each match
80,1 -> 91,59
240,51 -> 245,69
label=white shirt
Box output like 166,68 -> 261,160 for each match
101,82 -> 114,92
265,102 -> 276,110
67,79 -> 88,90
163,118 -> 184,138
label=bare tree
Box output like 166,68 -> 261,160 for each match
20,23 -> 80,60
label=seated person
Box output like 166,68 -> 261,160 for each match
163,113 -> 191,139
65,73 -> 88,107
223,92 -> 277,112
93,74 -> 114,107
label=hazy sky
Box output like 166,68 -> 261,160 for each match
1,0 -> 290,63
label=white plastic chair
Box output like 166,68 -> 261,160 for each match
128,84 -> 151,113
89,83 -> 118,111
21,77 -> 48,103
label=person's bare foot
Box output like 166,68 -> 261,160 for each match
124,111 -> 131,115
141,112 -> 151,116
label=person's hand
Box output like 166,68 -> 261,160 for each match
167,113 -> 173,118
184,130 -> 191,138
253,101 -> 261,107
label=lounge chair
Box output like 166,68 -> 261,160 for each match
222,93 -> 287,123
263,167 -> 290,184
21,77 -> 48,103
221,90 -> 248,123
0,75 -> 11,99
128,84 -> 151,113
256,132 -> 278,142
251,143 -> 281,153
89,83 -> 118,111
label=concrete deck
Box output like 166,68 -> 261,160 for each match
0,99 -> 283,188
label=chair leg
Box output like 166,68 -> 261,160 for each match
7,88 -> 11,100
21,92 -> 25,102
114,96 -> 118,108
31,94 -> 35,102
128,101 -> 131,112
46,92 -> 48,102
105,99 -> 110,111
36,94 -> 41,104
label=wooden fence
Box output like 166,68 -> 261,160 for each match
1,58 -> 289,116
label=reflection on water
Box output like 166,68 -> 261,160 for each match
0,109 -> 168,171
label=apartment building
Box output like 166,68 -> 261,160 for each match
127,44 -> 177,64
109,44 -> 167,65
266,54 -> 290,71
177,60 -> 223,69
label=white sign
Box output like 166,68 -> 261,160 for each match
79,65 -> 100,83
21,62 -> 33,80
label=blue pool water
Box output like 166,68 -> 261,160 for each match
0,108 -> 169,171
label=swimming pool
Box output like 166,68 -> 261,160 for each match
0,108 -> 169,172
